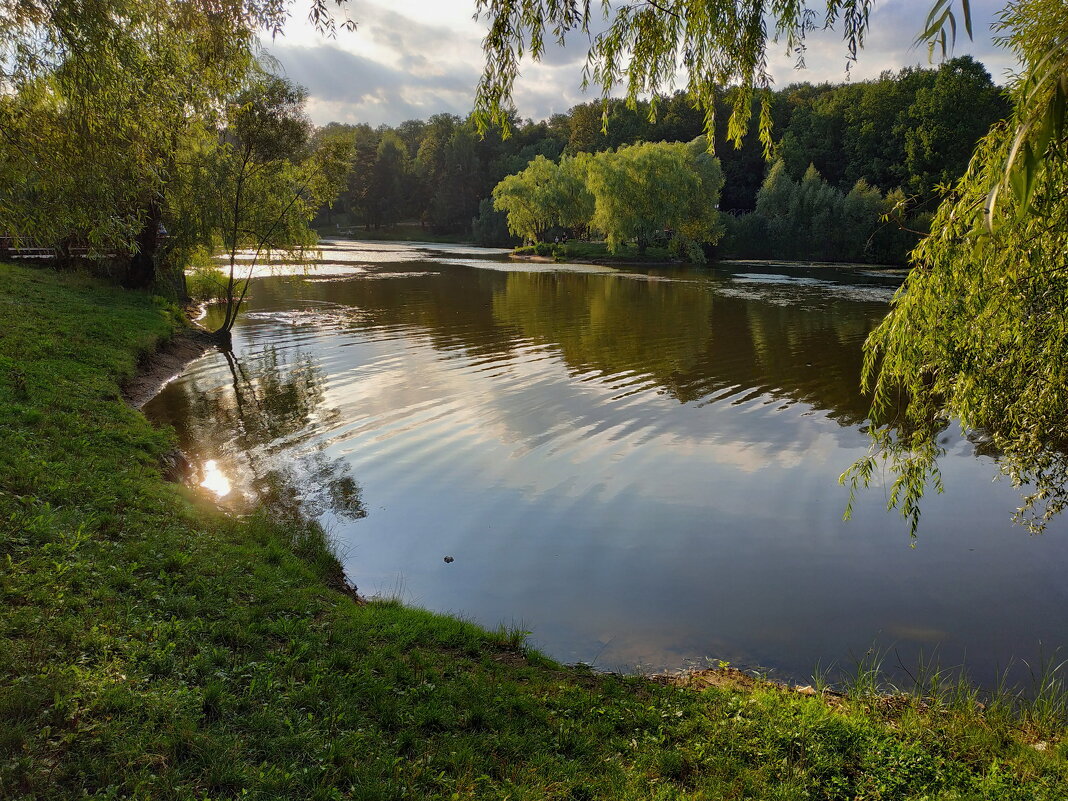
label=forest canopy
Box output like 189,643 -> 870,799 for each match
316,56 -> 1006,266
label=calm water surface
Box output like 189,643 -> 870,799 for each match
146,240 -> 1068,683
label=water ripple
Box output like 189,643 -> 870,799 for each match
147,242 -> 1068,683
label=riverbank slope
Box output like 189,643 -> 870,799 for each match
1,263 -> 1065,799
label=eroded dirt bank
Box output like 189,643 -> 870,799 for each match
123,326 -> 218,408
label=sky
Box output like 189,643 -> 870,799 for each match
261,0 -> 1019,128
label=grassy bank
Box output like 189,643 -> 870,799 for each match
1,262 -> 1066,800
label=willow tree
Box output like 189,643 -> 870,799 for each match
586,141 -> 723,261
843,0 -> 1068,535
474,0 -> 1068,534
493,155 -> 558,242
0,1 -> 353,285
492,154 -> 593,242
170,74 -> 352,338
475,0 -> 876,157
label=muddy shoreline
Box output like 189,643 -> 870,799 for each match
123,326 -> 218,409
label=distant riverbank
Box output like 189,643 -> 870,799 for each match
512,240 -> 910,270
513,239 -> 678,265
315,221 -> 472,244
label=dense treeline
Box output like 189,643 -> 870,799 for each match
317,56 -> 1007,264
721,163 -> 921,264
313,113 -> 567,237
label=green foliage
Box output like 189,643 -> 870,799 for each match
184,251 -> 243,303
515,239 -> 673,263
366,131 -> 413,229
586,141 -> 724,262
317,59 -> 1002,254
0,1 -> 351,285
492,154 -> 557,242
515,241 -> 572,258
841,0 -> 1068,535
492,141 -> 723,260
471,197 -> 517,247
489,141 -> 724,260
774,58 -> 1009,201
170,73 -> 352,334
904,57 -> 1011,194
722,161 -> 927,264
492,154 -> 594,242
474,0 -> 878,156
422,120 -> 486,233
472,1 -> 1001,196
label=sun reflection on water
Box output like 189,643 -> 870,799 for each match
200,460 -> 231,497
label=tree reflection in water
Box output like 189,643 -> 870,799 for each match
145,257 -> 1068,680
153,344 -> 367,523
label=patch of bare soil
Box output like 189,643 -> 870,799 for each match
658,667 -> 849,709
661,666 -> 764,692
123,327 -> 218,409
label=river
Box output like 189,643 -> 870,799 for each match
145,239 -> 1068,685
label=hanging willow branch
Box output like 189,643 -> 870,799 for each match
473,0 -> 889,154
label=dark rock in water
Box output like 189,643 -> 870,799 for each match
443,556 -> 454,563
160,449 -> 192,483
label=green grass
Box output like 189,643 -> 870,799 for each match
515,240 -> 675,263
1,261 -> 1066,799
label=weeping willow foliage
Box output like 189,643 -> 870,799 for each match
585,141 -> 724,260
474,0 -> 875,152
476,0 -> 1068,535
0,1 -> 352,263
844,0 -> 1068,536
492,154 -> 593,242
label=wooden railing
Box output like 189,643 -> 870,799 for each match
0,237 -> 110,261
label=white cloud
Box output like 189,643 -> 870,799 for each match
764,0 -> 1019,86
268,0 -> 1018,127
